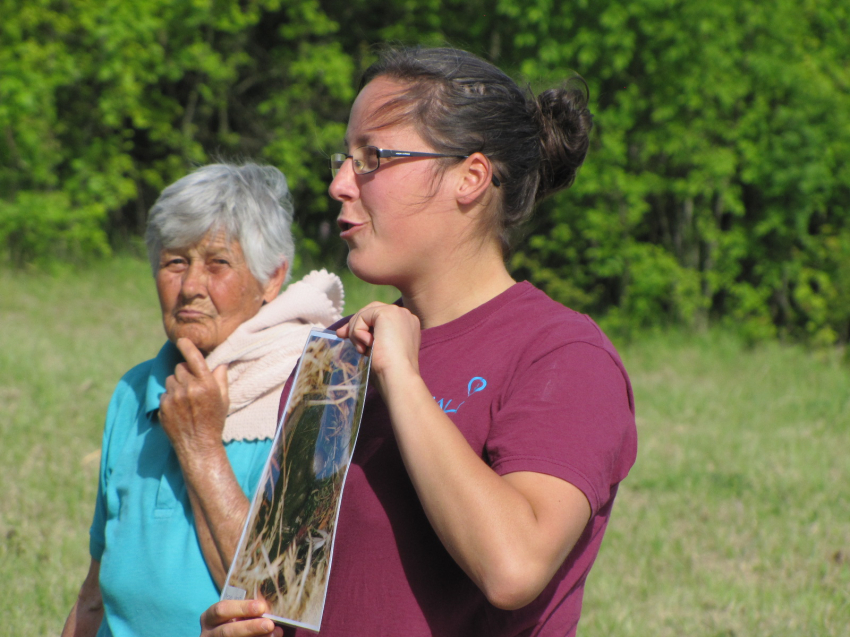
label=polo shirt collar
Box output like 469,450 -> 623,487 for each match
145,340 -> 183,417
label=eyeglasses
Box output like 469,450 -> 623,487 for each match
330,146 -> 501,186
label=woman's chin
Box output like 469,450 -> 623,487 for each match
346,255 -> 398,287
167,327 -> 217,357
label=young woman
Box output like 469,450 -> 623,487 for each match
201,47 -> 637,637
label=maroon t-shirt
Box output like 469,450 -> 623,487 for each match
281,281 -> 637,636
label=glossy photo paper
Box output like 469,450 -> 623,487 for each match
222,329 -> 371,631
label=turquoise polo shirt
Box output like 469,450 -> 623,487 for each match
90,341 -> 273,637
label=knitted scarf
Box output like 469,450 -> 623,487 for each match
205,269 -> 344,442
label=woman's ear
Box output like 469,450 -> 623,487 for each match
262,262 -> 289,302
456,152 -> 495,206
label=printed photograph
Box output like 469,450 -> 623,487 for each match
222,330 -> 370,630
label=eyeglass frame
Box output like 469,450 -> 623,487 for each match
330,146 -> 501,187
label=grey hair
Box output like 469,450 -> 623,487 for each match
145,162 -> 295,285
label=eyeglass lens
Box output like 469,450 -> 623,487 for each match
330,147 -> 500,187
331,147 -> 380,176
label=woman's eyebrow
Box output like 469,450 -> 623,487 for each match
344,133 -> 371,149
205,244 -> 235,257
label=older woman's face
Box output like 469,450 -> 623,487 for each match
156,231 -> 281,356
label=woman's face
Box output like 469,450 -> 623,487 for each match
328,77 -> 466,289
156,231 -> 280,356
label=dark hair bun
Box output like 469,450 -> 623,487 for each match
534,77 -> 593,202
361,46 -> 594,255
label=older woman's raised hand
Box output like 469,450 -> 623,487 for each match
200,600 -> 282,637
160,336 -> 230,457
159,336 -> 249,586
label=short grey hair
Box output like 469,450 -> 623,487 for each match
145,162 -> 295,286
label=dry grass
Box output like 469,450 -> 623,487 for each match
226,334 -> 369,628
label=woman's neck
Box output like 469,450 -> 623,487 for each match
399,247 -> 516,330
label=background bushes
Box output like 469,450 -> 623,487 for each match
1,0 -> 848,343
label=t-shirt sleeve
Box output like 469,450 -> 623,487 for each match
89,384 -> 125,561
486,341 -> 636,515
89,477 -> 106,561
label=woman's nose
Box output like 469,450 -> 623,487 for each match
180,261 -> 208,298
329,158 -> 358,202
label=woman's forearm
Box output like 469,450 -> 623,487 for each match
178,445 -> 250,588
340,302 -> 592,608
380,367 -> 590,609
62,559 -> 104,637
159,337 -> 250,587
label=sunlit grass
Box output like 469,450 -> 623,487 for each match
1,257 -> 848,635
0,257 -> 164,632
581,331 -> 850,636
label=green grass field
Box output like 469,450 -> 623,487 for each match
1,257 -> 848,636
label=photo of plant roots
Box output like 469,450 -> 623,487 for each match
225,332 -> 370,629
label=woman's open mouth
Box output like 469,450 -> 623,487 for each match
338,219 -> 363,238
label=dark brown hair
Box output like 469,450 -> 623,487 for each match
360,46 -> 593,254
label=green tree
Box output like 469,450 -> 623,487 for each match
0,0 -> 356,264
2,0 -> 848,343
497,0 -> 850,343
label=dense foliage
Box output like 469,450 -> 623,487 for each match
2,0 -> 848,343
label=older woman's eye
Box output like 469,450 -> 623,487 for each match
208,258 -> 231,272
162,257 -> 187,271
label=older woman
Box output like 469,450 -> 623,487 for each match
61,163 -> 343,637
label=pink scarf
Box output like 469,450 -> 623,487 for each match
205,270 -> 344,442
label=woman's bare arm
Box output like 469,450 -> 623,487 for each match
61,559 -> 104,637
159,337 -> 251,587
339,303 -> 591,610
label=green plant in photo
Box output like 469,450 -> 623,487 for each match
227,334 -> 368,627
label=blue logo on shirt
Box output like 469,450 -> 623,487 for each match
434,376 -> 487,414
